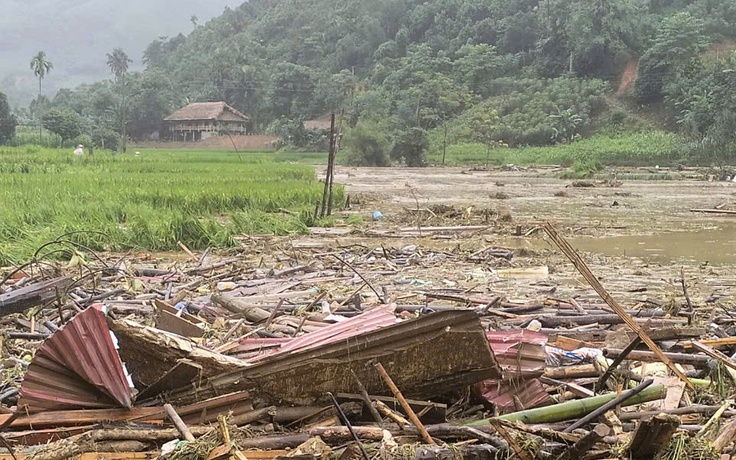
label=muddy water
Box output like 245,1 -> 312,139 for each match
567,227 -> 736,265
501,226 -> 736,265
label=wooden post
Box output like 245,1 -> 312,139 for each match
320,113 -> 337,217
326,113 -> 338,216
374,362 -> 435,445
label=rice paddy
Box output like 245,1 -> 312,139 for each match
0,147 -> 340,265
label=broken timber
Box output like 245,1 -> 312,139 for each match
0,276 -> 73,318
160,310 -> 501,406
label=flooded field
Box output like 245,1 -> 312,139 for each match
331,165 -> 736,265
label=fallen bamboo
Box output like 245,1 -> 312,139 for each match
468,384 -> 665,426
543,223 -> 693,389
564,379 -> 654,432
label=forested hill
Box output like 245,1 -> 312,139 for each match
22,0 -> 736,161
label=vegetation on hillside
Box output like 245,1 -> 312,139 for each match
5,0 -> 736,165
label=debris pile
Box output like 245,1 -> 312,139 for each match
0,225 -> 735,460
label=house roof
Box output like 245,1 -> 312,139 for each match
164,102 -> 248,122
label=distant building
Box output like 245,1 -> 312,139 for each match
164,102 -> 248,141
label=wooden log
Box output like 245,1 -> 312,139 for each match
0,277 -> 73,318
537,313 -> 664,327
603,348 -> 709,366
544,364 -> 599,379
690,208 -> 736,215
713,418 -> 736,451
556,424 -> 608,460
337,392 -> 446,424
617,405 -> 723,421
0,408 -> 164,429
374,362 -> 435,444
164,404 -> 195,442
211,294 -> 271,322
627,414 -> 680,459
375,400 -> 409,426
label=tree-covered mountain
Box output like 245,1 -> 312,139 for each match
16,0 -> 736,162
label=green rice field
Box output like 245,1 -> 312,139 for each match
0,147 -> 340,265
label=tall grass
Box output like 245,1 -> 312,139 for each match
0,148 -> 342,264
427,132 -> 681,167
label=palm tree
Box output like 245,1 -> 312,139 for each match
106,49 -> 132,152
30,51 -> 53,143
106,48 -> 132,81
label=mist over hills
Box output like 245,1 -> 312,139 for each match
0,0 -> 242,106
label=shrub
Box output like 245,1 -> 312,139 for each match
344,121 -> 390,166
390,127 -> 428,167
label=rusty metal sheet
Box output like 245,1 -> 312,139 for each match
246,306 -> 399,363
164,310 -> 502,406
18,306 -> 133,413
486,330 -> 547,379
227,337 -> 291,360
475,378 -> 552,414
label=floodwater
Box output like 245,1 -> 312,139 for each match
567,226 -> 736,265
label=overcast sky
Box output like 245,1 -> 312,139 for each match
0,0 -> 242,106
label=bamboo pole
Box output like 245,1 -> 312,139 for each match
466,384 -> 666,426
543,223 -> 693,389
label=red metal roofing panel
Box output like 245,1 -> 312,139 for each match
246,306 -> 399,363
486,330 -> 548,379
475,378 -> 552,414
18,306 -> 133,413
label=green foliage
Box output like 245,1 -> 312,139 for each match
0,93 -> 17,144
0,148 -> 343,264
450,77 -> 607,147
636,13 -> 709,103
344,121 -> 390,166
268,117 -> 330,151
429,131 -> 680,167
390,127 -> 428,167
22,0 -> 736,164
42,108 -> 84,145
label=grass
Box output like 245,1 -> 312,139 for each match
0,147 -> 342,265
426,131 -> 681,167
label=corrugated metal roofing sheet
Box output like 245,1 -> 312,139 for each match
486,330 -> 548,379
245,306 -> 399,363
18,307 -> 133,413
475,378 -> 552,414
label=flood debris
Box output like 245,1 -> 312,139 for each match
1,222 -> 736,460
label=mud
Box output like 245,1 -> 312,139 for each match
309,165 -> 736,314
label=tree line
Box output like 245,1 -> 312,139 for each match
1,0 -> 735,163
